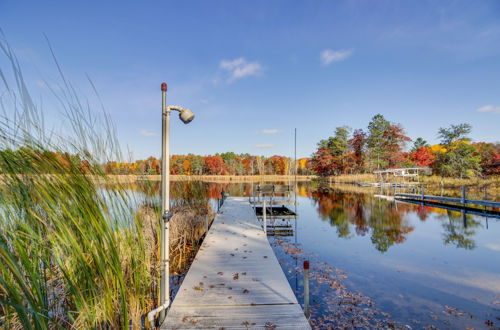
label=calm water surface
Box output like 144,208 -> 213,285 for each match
220,182 -> 500,329
127,181 -> 499,329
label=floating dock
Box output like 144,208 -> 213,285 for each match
161,197 -> 310,329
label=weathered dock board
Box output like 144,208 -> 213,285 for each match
162,197 -> 310,329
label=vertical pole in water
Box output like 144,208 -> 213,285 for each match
461,185 -> 466,205
421,184 -> 425,201
294,128 -> 297,180
303,260 -> 310,319
205,213 -> 209,233
263,199 -> 267,235
160,82 -> 170,321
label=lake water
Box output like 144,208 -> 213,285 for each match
127,180 -> 499,329
207,181 -> 500,329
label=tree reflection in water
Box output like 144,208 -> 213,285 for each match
438,210 -> 481,250
309,185 -> 485,252
123,181 -> 484,252
310,186 -> 415,252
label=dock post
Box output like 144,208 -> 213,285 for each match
304,260 -> 310,319
461,185 -> 466,205
263,200 -> 267,235
421,184 -> 425,201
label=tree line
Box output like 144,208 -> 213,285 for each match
309,114 -> 499,178
1,115 -> 498,178
102,152 -> 312,176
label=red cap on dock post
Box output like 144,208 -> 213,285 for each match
161,82 -> 167,91
304,260 -> 310,270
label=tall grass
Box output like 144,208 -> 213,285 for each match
0,37 -> 211,328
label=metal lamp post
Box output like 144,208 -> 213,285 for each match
158,82 -> 195,322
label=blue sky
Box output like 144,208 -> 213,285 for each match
1,0 -> 499,160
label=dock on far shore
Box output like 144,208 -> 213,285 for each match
162,197 -> 310,329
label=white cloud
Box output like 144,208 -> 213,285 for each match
138,129 -> 158,137
220,57 -> 263,81
485,243 -> 500,251
260,129 -> 280,134
320,49 -> 353,65
476,104 -> 500,114
255,143 -> 274,148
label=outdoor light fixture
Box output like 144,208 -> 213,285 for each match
166,105 -> 195,124
149,83 -> 196,326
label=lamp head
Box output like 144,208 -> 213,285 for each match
167,105 -> 195,124
179,108 -> 195,124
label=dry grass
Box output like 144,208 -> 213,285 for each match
316,174 -> 376,184
137,203 -> 215,274
103,174 -> 316,183
420,175 -> 500,187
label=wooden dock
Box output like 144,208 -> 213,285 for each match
161,197 -> 310,329
395,192 -> 500,208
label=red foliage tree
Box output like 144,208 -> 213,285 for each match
309,148 -> 338,176
409,147 -> 435,167
382,125 -> 412,167
349,129 -> 366,171
204,156 -> 227,175
473,142 -> 500,175
183,158 -> 191,174
269,155 -> 286,175
241,157 -> 252,175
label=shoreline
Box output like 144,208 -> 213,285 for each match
103,174 -> 317,183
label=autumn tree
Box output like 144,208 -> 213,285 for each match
204,156 -> 227,175
297,158 -> 311,175
349,129 -> 366,172
434,124 -> 480,178
309,148 -> 337,176
382,124 -> 412,168
187,154 -> 204,175
473,143 -> 500,175
170,155 -> 183,174
409,147 -> 435,167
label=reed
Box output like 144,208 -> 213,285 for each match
0,38 -> 212,329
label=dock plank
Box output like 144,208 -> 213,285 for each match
162,197 -> 310,329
